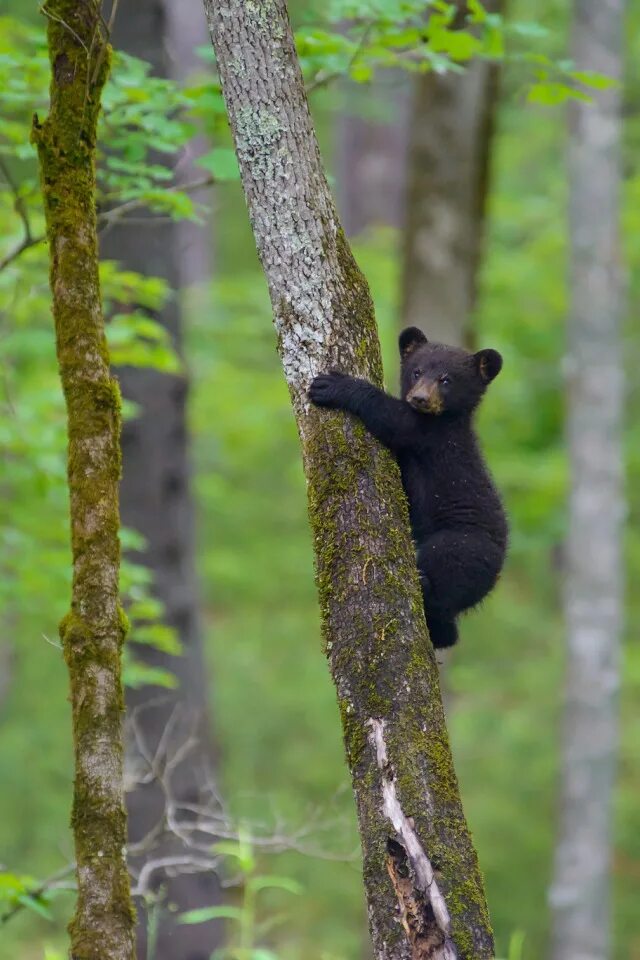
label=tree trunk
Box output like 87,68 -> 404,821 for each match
202,3 -> 494,957
336,74 -> 411,236
33,3 -> 136,958
101,2 -> 220,958
401,3 -> 502,348
549,2 -> 625,959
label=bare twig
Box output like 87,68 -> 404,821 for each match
0,175 -> 215,272
0,235 -> 44,272
97,174 -> 215,231
2,718 -> 356,928
107,0 -> 121,35
39,4 -> 89,53
0,158 -> 43,270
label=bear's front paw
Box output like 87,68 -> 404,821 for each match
308,371 -> 350,408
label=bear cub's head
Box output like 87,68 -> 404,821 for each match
399,326 -> 502,417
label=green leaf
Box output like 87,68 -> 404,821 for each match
426,26 -> 482,61
120,528 -> 147,552
508,21 -> 550,39
106,312 -> 182,373
211,836 -> 255,874
127,597 -> 164,621
246,875 -> 303,896
178,905 -> 242,924
467,0 -> 487,23
527,81 -> 591,105
569,69 -> 619,91
196,147 -> 239,181
129,623 -> 181,656
122,657 -> 178,690
350,62 -> 374,83
17,893 -> 53,920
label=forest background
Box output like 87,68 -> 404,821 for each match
1,0 -> 639,958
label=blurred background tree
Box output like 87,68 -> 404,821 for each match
550,1 -> 625,958
101,1 -> 221,956
1,1 -> 639,959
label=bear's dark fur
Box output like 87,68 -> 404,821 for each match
308,326 -> 508,649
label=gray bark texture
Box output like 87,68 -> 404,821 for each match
401,4 -> 502,348
549,2 -> 625,959
202,2 -> 494,958
102,2 -> 219,958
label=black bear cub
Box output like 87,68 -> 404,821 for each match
308,327 -> 508,649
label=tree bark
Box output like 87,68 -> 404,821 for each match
401,3 -> 502,348
101,2 -> 220,958
549,3 -> 625,959
202,3 -> 494,958
33,3 -> 136,958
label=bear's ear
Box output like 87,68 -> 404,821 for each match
474,348 -> 503,383
399,327 -> 427,359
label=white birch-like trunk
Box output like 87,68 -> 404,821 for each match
549,2 -> 625,958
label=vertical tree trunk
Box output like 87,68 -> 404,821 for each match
550,2 -> 625,958
101,2 -> 220,958
33,3 -> 135,958
202,3 -> 494,958
401,3 -> 502,347
336,75 -> 411,236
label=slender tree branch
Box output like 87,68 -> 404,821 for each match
0,158 -> 40,270
0,175 -> 215,272
1,722 -> 356,928
97,174 -> 215,231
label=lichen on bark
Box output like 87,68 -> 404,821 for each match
203,1 -> 494,956
32,3 -> 135,958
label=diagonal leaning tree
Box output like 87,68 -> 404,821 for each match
203,2 -> 494,957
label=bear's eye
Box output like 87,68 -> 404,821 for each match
439,375 -> 451,386
413,369 -> 421,380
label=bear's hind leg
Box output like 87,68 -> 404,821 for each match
417,529 -> 502,621
425,615 -> 459,649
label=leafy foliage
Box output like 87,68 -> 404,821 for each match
296,0 -> 616,100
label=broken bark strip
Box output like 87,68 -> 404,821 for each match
202,2 -> 494,957
33,3 -> 136,958
371,720 -> 457,960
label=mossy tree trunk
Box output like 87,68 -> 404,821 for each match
33,3 -> 136,958
203,2 -> 494,957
